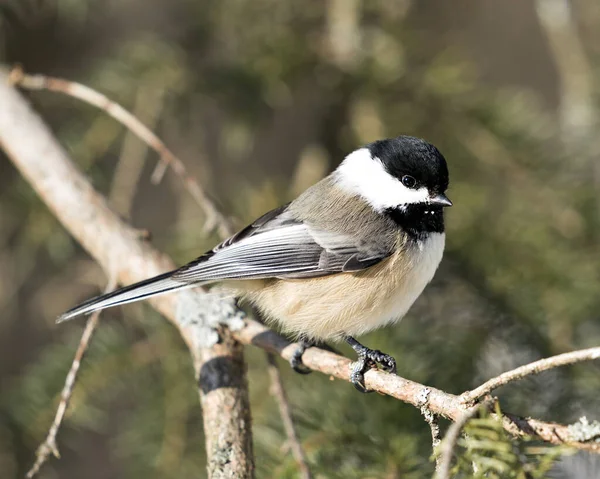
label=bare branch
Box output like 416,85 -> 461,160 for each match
233,320 -> 600,453
9,64 -> 310,468
28,92 -> 167,477
109,81 -> 165,218
12,64 -> 310,468
0,68 -> 254,478
26,277 -> 117,478
461,347 -> 600,405
534,0 -> 596,139
8,66 -> 233,238
266,354 -> 312,479
7,65 -> 308,477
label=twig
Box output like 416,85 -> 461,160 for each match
27,85 -> 165,477
109,81 -> 165,218
26,277 -> 117,478
7,65 -> 233,238
233,320 -> 600,453
435,399 -> 494,479
0,67 -> 254,478
266,354 -> 312,479
461,347 -> 600,405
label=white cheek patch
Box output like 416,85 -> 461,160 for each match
334,148 -> 430,211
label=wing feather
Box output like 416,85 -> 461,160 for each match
57,202 -> 395,323
172,206 -> 392,282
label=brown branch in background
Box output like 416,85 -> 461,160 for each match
0,68 -> 254,478
7,65 -> 312,476
435,399 -> 494,479
266,354 -> 312,479
28,90 -> 167,478
534,0 -> 595,140
461,347 -> 600,405
7,66 -> 233,238
109,81 -> 165,218
534,0 -> 600,226
2,66 -> 600,477
26,277 -> 117,478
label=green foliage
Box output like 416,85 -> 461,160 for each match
442,406 -> 571,479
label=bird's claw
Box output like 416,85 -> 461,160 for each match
289,339 -> 314,375
366,348 -> 397,374
346,337 -> 397,393
350,357 -> 374,393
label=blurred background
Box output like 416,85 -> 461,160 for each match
1,0 -> 600,477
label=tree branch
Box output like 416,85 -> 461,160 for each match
266,354 -> 312,479
7,66 -> 311,477
461,347 -> 600,404
26,277 -> 117,478
0,68 -> 254,478
7,66 -> 233,238
233,320 -> 600,453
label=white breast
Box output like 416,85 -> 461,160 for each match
371,232 -> 445,331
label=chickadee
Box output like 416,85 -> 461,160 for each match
59,135 -> 451,392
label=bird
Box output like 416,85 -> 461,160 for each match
58,135 -> 452,392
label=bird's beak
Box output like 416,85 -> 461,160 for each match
429,193 -> 452,207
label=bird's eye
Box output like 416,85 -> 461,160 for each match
401,175 -> 417,188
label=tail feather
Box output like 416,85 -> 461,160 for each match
57,271 -> 195,323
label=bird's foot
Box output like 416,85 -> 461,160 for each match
346,336 -> 397,393
290,339 -> 315,374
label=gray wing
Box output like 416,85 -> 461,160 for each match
172,204 -> 393,282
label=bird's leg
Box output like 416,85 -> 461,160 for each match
290,338 -> 315,374
346,336 -> 397,393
